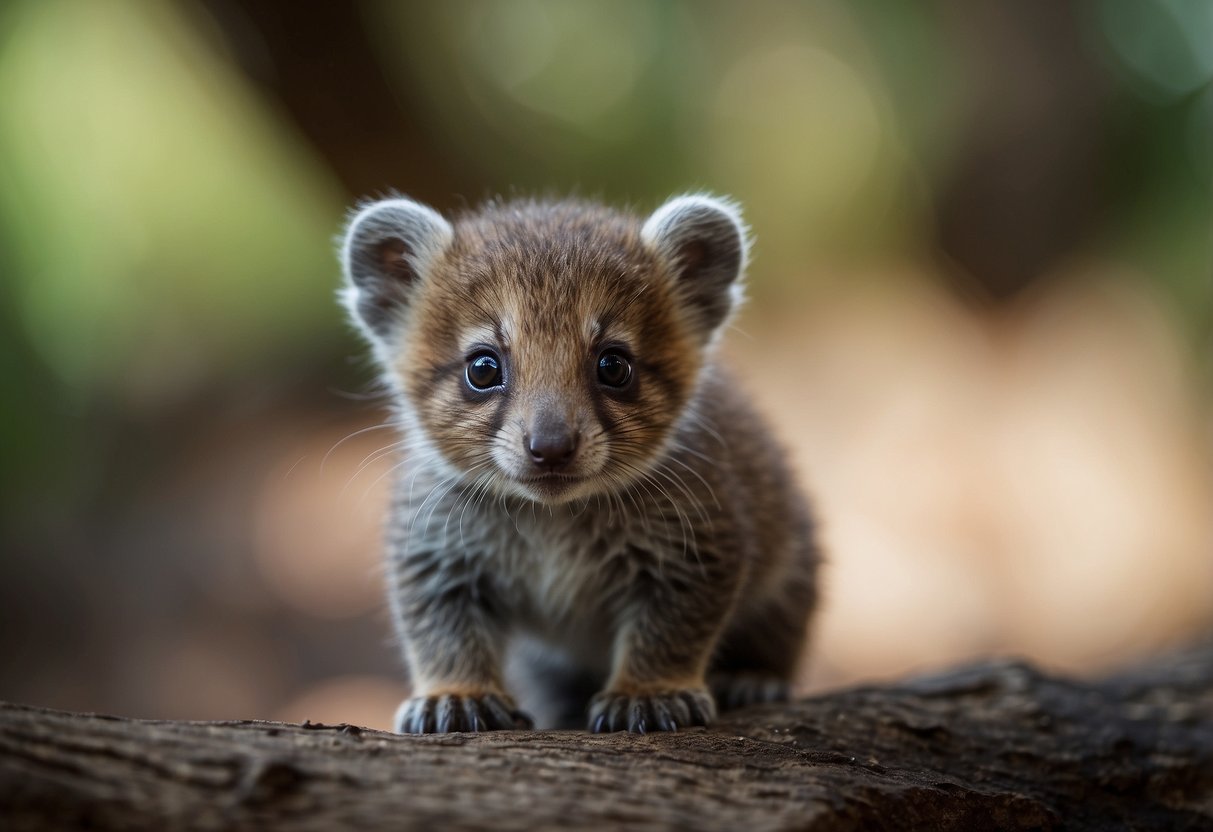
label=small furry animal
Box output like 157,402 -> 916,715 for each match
339,193 -> 819,733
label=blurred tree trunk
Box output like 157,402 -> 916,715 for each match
197,1 -> 467,202
934,0 -> 1108,302
2,641 -> 1210,831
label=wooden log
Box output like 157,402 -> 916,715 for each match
2,641 -> 1210,831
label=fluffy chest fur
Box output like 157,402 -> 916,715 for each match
393,463 -> 683,647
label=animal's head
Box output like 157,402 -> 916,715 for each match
339,194 -> 749,504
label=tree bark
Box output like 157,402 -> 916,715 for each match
2,642 -> 1210,831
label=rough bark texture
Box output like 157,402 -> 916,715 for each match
2,642 -> 1210,831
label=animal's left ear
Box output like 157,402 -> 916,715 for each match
642,194 -> 749,340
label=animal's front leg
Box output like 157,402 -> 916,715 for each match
391,553 -> 531,733
589,559 -> 736,734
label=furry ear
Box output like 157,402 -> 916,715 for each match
339,197 -> 453,344
642,194 -> 749,340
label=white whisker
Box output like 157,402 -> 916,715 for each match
321,421 -> 396,476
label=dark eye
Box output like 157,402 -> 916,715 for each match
466,352 -> 502,390
597,350 -> 633,388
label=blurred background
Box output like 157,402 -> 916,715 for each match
1,0 -> 1210,731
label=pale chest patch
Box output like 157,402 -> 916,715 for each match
464,501 -> 655,646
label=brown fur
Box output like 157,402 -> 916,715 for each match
340,195 -> 820,733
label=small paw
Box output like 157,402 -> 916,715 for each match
587,687 -> 716,734
710,673 -> 790,711
394,692 -> 534,734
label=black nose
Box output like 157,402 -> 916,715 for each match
527,429 -> 578,471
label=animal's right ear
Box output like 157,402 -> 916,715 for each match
339,197 -> 453,343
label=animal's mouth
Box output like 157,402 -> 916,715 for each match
512,471 -> 588,500
515,472 -> 583,487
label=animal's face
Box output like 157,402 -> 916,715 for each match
340,196 -> 748,504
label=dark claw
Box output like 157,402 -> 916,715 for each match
764,679 -> 790,703
418,700 -> 436,733
652,698 -> 676,732
435,695 -> 455,733
711,674 -> 792,712
680,691 -> 712,726
587,688 -> 715,733
608,696 -> 630,732
395,693 -> 531,734
412,704 -> 429,734
666,694 -> 691,727
629,701 -> 648,734
462,697 -> 482,732
481,694 -> 515,729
